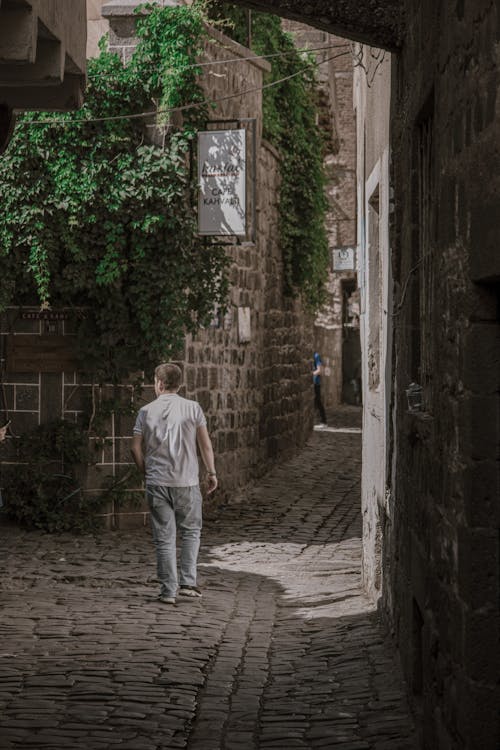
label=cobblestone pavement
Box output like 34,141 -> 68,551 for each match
0,430 -> 416,750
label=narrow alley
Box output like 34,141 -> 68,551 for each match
0,429 -> 415,750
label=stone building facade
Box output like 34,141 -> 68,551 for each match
232,1 -> 499,748
385,4 -> 499,748
354,48 -> 392,602
87,0 -> 109,59
283,20 -> 360,410
0,0 -> 87,151
0,3 -> 315,527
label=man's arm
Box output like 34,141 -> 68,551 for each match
130,434 -> 145,476
196,425 -> 217,494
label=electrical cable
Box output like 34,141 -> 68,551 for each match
21,50 -> 351,128
86,40 -> 351,79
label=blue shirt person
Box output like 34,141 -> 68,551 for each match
312,352 -> 327,426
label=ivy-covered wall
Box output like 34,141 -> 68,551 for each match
0,4 -> 323,529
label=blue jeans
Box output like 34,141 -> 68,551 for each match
146,485 -> 202,598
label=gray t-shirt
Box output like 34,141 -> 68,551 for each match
133,393 -> 206,486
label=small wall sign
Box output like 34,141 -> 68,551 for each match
238,307 -> 251,343
333,246 -> 356,271
21,311 -> 70,321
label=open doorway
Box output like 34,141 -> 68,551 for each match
341,279 -> 362,405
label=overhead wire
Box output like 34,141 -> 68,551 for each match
86,40 -> 351,79
21,49 -> 351,128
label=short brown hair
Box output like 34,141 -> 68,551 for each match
155,363 -> 182,390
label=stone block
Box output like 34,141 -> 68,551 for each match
122,46 -> 135,65
106,16 -> 139,46
226,431 -> 238,451
196,368 -> 208,389
186,367 -> 196,392
434,585 -> 464,666
463,324 -> 499,394
484,72 -> 497,129
458,395 -> 499,460
463,608 -> 500,683
457,527 -> 498,611
456,677 -> 500,750
438,178 -> 455,245
197,390 -> 211,412
87,0 -> 105,21
463,461 -> 500,528
469,193 -> 500,282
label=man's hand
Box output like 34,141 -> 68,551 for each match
206,474 -> 218,494
197,425 -> 217,494
0,423 -> 9,442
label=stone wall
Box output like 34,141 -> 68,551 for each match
316,32 -> 359,411
223,1 -> 499,747
386,2 -> 500,748
0,9 -> 314,529
0,0 -> 86,124
232,0 -> 403,50
353,49 -> 392,603
175,23 -> 314,504
282,21 -> 359,411
183,139 -> 313,495
87,0 -> 109,59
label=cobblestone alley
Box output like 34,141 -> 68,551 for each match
0,429 -> 416,750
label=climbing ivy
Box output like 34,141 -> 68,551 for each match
1,413 -> 144,533
2,420 -> 100,533
0,2 -> 229,382
207,2 -> 329,306
0,378 -> 147,533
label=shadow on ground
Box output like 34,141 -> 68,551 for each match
0,430 -> 416,749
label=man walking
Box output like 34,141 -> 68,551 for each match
131,363 -> 217,605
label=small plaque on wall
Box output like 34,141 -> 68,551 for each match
6,334 -> 79,373
238,307 -> 251,343
333,246 -> 356,271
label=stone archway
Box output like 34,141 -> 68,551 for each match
227,0 -> 403,49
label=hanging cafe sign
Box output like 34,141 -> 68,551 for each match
198,129 -> 246,236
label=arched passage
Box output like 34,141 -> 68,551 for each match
228,0 -> 403,49
228,2 -> 500,749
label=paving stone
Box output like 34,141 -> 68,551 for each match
0,432 -> 415,749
